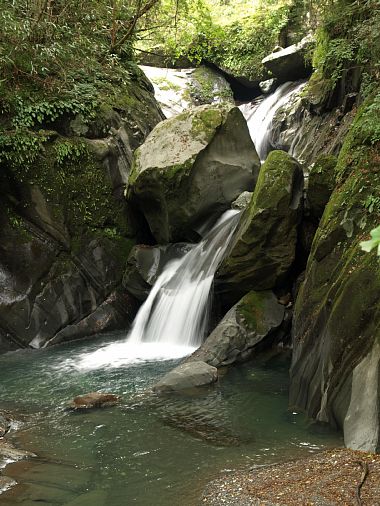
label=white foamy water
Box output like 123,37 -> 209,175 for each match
239,81 -> 306,161
74,210 -> 240,370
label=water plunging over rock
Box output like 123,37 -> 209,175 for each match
127,210 -> 240,349
76,210 -> 240,368
239,81 -> 306,161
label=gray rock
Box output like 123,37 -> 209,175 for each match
289,125 -> 380,451
217,151 -> 304,298
123,243 -> 191,301
259,78 -> 278,94
231,191 -> 253,211
262,36 -> 314,82
128,104 -> 260,243
152,361 -> 218,393
0,414 -> 10,437
189,291 -> 285,367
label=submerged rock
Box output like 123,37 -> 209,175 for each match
189,291 -> 285,367
262,35 -> 314,82
128,104 -> 260,243
217,150 -> 303,298
69,392 -> 121,410
152,361 -> 218,393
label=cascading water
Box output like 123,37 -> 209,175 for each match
76,210 -> 240,369
239,81 -> 306,161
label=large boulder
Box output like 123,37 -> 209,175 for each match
262,36 -> 314,82
189,291 -> 285,367
289,98 -> 380,452
217,150 -> 303,299
128,104 -> 260,243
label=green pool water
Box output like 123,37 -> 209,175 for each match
0,332 -> 342,505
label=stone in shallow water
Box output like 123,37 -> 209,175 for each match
152,361 -> 218,393
68,392 -> 121,410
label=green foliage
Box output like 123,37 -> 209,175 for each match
212,0 -> 293,80
0,1 -> 162,176
310,0 -> 380,98
352,92 -> 380,145
137,0 -> 304,81
360,225 -> 380,257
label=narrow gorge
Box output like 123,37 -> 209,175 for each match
0,1 -> 379,504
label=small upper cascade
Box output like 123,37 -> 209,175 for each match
128,210 -> 240,348
239,81 -> 306,161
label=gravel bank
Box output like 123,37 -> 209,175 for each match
201,448 -> 380,505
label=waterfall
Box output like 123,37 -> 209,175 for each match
75,210 -> 240,369
74,82 -> 307,371
128,210 -> 240,347
239,81 -> 306,161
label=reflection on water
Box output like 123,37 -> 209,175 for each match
0,332 -> 342,505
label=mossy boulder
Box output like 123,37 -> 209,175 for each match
290,96 -> 380,452
128,104 -> 260,243
189,290 -> 285,367
307,155 -> 337,221
217,150 -> 303,298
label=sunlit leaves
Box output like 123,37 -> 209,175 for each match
360,225 -> 380,257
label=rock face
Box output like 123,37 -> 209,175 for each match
307,155 -> 337,222
189,291 -> 285,367
267,79 -> 356,165
217,151 -> 303,298
289,98 -> 380,452
128,104 -> 260,243
262,36 -> 314,82
0,69 -> 163,352
152,361 -> 218,393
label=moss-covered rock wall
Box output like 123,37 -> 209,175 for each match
0,70 -> 164,351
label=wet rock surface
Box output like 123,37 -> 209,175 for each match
152,361 -> 218,393
189,291 -> 285,367
0,70 -> 162,353
201,449 -> 380,505
68,392 -> 121,410
128,104 -> 259,243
